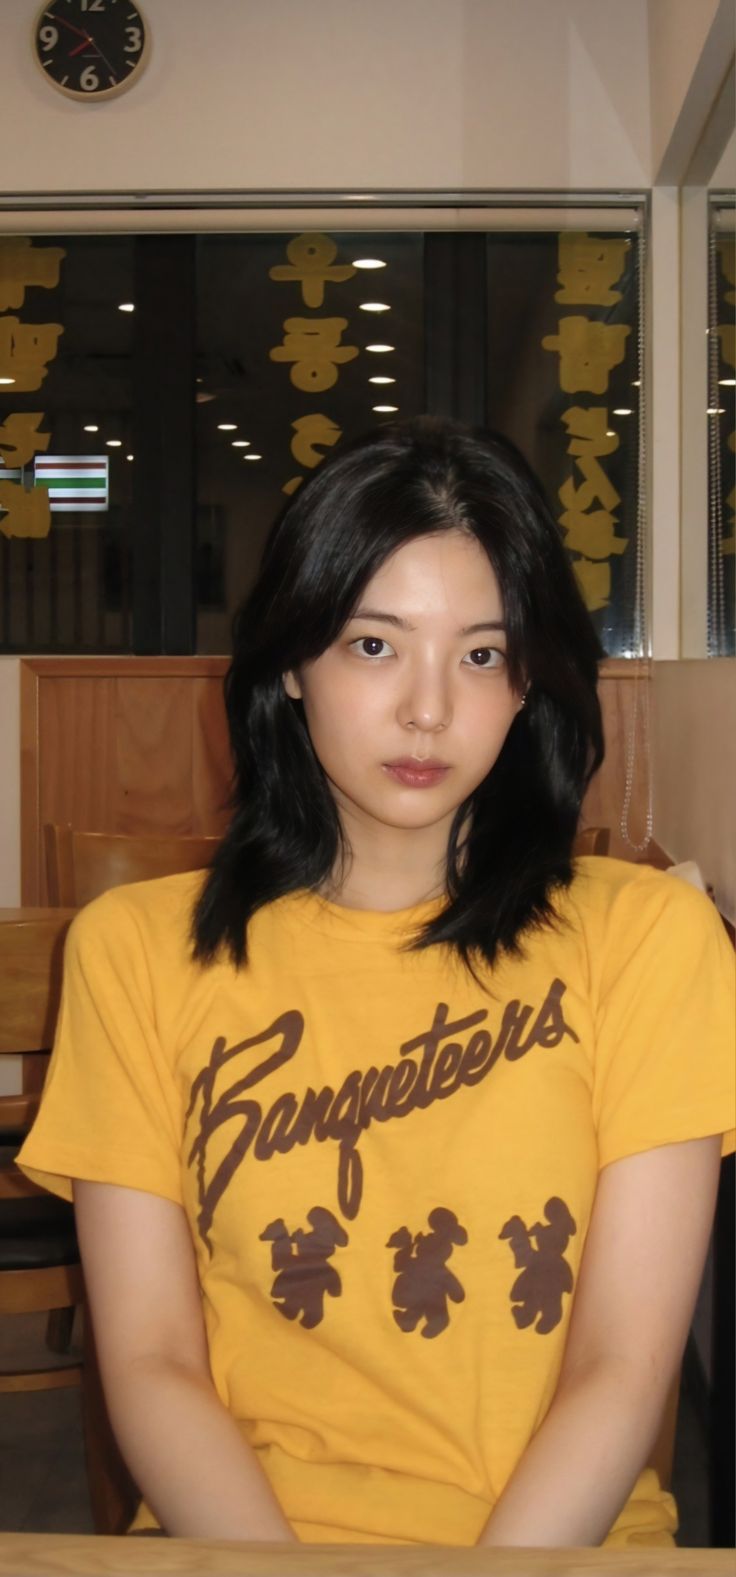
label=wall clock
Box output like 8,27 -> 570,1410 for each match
33,0 -> 149,100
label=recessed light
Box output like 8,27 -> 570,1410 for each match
365,344 -> 395,353
118,302 -> 135,313
0,377 -> 15,385
373,405 -> 398,413
360,302 -> 390,313
606,429 -> 616,438
707,407 -> 726,415
352,258 -> 386,269
83,424 -> 99,432
612,408 -> 633,416
718,378 -> 736,386
218,423 -> 237,431
106,439 -> 122,447
631,379 -> 641,387
369,376 -> 396,385
232,440 -> 250,448
126,454 -> 134,462
244,453 -> 262,461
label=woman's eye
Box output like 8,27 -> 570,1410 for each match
351,636 -> 393,658
464,647 -> 505,669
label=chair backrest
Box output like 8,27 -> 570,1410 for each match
0,909 -> 75,1185
44,825 -> 220,908
573,826 -> 610,856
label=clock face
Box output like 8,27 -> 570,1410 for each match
33,0 -> 149,100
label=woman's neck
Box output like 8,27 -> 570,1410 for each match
322,810 -> 451,913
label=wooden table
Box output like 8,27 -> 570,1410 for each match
0,1536 -> 732,1575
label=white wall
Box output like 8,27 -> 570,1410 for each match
4,0 -> 652,192
652,661 -> 736,922
648,0 -> 731,179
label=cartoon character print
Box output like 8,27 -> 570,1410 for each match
387,1207 -> 468,1338
260,1206 -> 348,1328
499,1195 -> 576,1334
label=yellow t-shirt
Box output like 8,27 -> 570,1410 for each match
18,856 -> 735,1547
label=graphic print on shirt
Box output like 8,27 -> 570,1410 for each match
185,978 -> 580,1250
499,1196 -> 577,1334
387,1207 -> 468,1338
260,1206 -> 348,1328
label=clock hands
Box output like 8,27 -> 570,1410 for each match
46,12 -> 90,40
46,11 -> 116,79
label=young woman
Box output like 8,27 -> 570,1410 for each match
20,417 -> 735,1549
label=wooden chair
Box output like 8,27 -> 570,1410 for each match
44,825 -> 220,908
573,825 -> 610,856
0,908 -> 138,1533
0,908 -> 82,1398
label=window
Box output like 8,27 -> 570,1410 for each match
0,215 -> 642,657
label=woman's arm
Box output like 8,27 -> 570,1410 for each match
74,1180 -> 296,1541
477,1133 -> 723,1547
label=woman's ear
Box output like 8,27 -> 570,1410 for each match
283,670 -> 302,701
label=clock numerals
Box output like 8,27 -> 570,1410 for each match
34,0 -> 147,98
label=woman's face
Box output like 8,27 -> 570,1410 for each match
283,529 -> 526,851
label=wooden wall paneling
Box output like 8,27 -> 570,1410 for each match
114,677 -> 196,834
191,674 -> 232,835
20,660 -> 232,903
41,677 -> 117,831
20,661 -> 42,907
21,658 -> 654,905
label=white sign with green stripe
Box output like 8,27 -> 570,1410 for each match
34,455 -> 109,513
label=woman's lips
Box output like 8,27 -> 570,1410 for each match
382,760 -> 450,788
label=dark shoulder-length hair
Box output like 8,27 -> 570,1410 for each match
192,415 -> 605,974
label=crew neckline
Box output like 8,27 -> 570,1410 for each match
280,888 -> 447,942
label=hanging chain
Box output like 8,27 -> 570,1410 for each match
707,219 -> 726,656
619,224 -> 653,853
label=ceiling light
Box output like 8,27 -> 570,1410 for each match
606,429 -> 616,438
718,378 -> 736,386
244,453 -> 262,461
0,377 -> 15,385
612,408 -> 633,416
106,439 -> 122,447
373,405 -> 398,413
707,407 -> 725,415
232,440 -> 250,447
359,302 -> 390,313
118,302 -> 135,312
83,424 -> 99,432
365,344 -> 395,353
631,379 -> 641,387
352,258 -> 386,269
218,423 -> 237,431
369,376 -> 396,384
126,453 -> 134,461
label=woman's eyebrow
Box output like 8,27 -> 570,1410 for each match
462,620 -> 507,636
348,607 -> 506,635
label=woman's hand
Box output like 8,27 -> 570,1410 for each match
74,1180 -> 296,1541
478,1134 -> 722,1546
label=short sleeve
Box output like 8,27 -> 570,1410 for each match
18,891 -> 184,1206
593,872 -> 736,1169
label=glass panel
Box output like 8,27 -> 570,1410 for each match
708,205 -> 735,657
194,232 -> 424,652
486,231 -> 641,658
0,236 -> 134,652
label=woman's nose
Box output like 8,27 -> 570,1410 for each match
397,664 -> 452,732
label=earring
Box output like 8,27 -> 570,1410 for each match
520,688 -> 530,708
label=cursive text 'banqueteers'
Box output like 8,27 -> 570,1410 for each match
186,979 -> 579,1246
